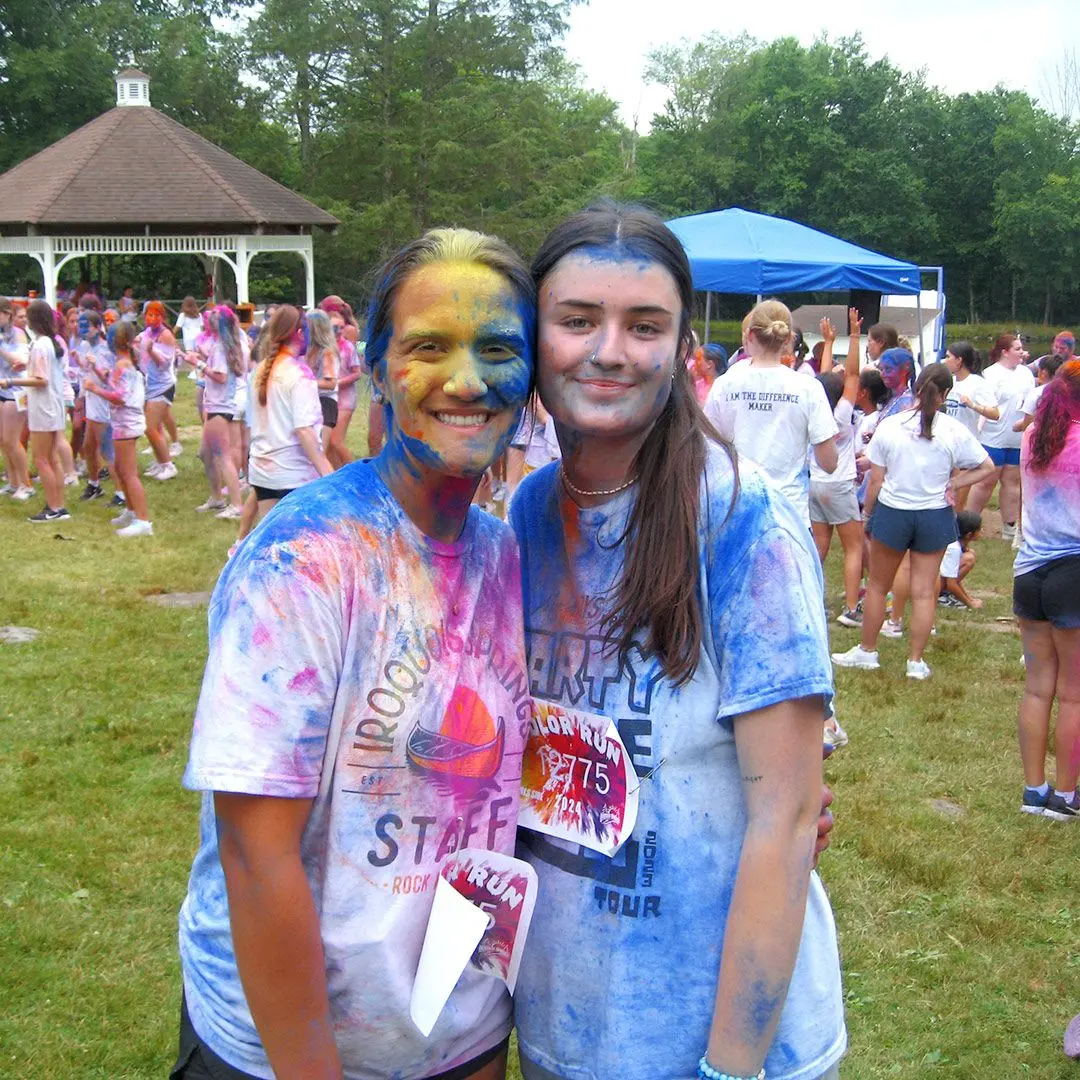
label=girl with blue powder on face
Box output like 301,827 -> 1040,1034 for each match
175,228 -> 536,1080
509,204 -> 845,1080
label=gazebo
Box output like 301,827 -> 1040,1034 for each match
0,68 -> 338,308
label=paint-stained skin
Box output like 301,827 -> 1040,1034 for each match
537,250 -> 679,446
509,444 -> 846,1080
375,262 -> 533,482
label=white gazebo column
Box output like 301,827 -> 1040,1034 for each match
301,236 -> 315,310
235,235 -> 250,305
41,236 -> 57,306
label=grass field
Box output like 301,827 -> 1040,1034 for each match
2,377 -> 1079,1079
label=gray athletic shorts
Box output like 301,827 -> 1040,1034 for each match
809,480 -> 861,526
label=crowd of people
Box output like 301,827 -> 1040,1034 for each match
0,291 -> 374,542
4,206 -> 1079,1079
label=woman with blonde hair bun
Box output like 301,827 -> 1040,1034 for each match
704,298 -> 839,522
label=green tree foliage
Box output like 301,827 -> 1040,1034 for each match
3,7 -> 1079,321
639,33 -> 1080,323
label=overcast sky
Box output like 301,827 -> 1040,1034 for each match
562,0 -> 1080,129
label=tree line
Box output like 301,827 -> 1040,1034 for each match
1,3 -> 1077,322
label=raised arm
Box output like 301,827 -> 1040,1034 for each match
818,317 -> 836,373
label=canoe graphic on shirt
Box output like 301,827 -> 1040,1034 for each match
406,685 -> 505,780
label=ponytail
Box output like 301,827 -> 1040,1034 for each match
256,305 -> 302,406
913,362 -> 953,440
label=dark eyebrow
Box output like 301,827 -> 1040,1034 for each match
553,299 -> 675,317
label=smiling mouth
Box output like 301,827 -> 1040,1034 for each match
434,411 -> 493,428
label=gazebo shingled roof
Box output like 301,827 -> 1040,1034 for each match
0,69 -> 338,308
0,106 -> 338,230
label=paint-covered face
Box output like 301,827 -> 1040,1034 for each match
77,313 -> 91,339
66,308 -> 79,335
13,308 -> 27,330
145,309 -> 163,330
376,261 -> 532,478
537,249 -> 681,442
330,312 -> 346,338
880,360 -> 910,393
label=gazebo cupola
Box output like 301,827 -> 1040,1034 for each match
115,67 -> 151,108
0,66 -> 338,308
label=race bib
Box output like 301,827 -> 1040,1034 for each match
410,848 -> 538,1037
519,702 -> 640,857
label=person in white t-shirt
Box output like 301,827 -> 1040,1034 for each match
943,340 -> 997,509
968,333 -> 1035,538
246,304 -> 332,524
174,296 -> 205,357
1014,353 -> 1063,434
812,309 -> 865,626
0,300 -> 71,521
832,363 -> 994,680
704,299 -> 838,520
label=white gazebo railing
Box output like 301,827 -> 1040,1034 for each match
0,232 -> 316,309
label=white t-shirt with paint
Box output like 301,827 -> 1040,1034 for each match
179,464 -> 530,1080
810,396 -> 857,485
704,362 -> 838,519
979,363 -> 1035,449
944,372 -> 996,439
868,410 -> 989,511
247,353 -> 324,491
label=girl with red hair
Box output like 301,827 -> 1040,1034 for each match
1013,360 -> 1080,820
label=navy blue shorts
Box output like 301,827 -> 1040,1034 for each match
867,502 -> 958,554
1013,555 -> 1080,629
983,444 -> 1021,467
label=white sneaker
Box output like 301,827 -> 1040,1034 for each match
141,445 -> 155,456
1001,522 -> 1017,541
154,461 -> 178,481
824,711 -> 849,750
906,659 -> 932,680
831,644 -> 881,670
12,486 -> 34,502
116,518 -> 153,538
0,482 -> 14,496
195,498 -> 226,513
144,461 -> 163,478
111,508 -> 136,527
881,619 -> 903,639
63,473 -> 79,486
169,441 -> 184,458
215,504 -> 243,520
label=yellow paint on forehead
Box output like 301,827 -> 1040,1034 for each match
393,260 -> 518,339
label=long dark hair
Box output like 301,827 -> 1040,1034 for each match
532,202 -> 736,687
947,340 -> 980,374
27,299 -> 65,357
913,362 -> 953,440
1029,359 -> 1080,469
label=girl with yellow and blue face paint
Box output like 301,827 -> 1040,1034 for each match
175,228 -> 535,1080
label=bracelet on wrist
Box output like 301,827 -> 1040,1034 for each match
698,1057 -> 765,1080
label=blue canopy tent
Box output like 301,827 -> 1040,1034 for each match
666,207 -> 944,357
